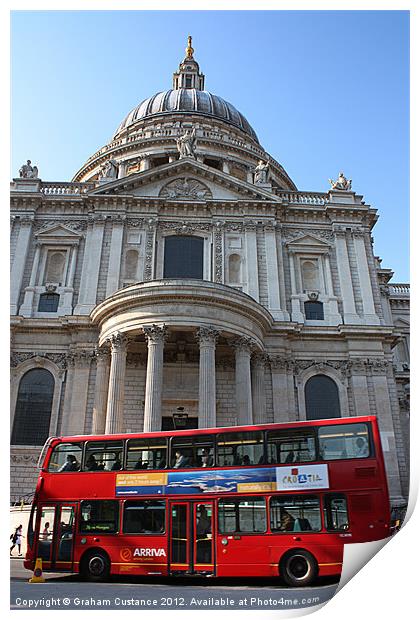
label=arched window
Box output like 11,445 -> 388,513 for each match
305,375 -> 341,420
304,301 -> 324,320
38,293 -> 60,312
124,249 -> 139,280
228,254 -> 241,284
163,236 -> 204,279
11,368 -> 55,445
301,260 -> 319,291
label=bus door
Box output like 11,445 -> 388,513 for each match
36,503 -> 77,571
169,501 -> 215,575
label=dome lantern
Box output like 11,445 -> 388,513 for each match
172,35 -> 205,90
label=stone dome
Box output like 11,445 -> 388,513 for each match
113,89 -> 259,144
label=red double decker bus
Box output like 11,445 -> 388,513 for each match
25,415 -> 390,586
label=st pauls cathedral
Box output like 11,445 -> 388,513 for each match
10,38 -> 409,509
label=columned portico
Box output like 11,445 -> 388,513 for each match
143,325 -> 167,432
91,280 -> 272,433
196,326 -> 219,428
105,333 -> 128,434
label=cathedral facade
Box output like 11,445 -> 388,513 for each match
10,39 -> 409,509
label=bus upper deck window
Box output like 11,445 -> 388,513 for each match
83,441 -> 124,471
267,429 -> 316,464
48,443 -> 82,472
318,423 -> 371,460
126,437 -> 168,470
217,432 -> 264,467
170,436 -> 215,469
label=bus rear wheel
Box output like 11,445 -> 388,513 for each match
280,550 -> 318,587
81,550 -> 110,582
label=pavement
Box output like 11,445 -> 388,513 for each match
10,559 -> 340,611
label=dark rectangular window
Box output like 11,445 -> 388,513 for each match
266,428 -> 316,464
38,293 -> 60,312
80,500 -> 119,534
318,423 -> 370,460
48,442 -> 82,472
218,498 -> 266,533
123,500 -> 166,534
304,301 -> 324,320
217,431 -> 264,466
126,437 -> 167,470
83,440 -> 124,471
171,436 -> 215,468
270,495 -> 321,533
323,494 -> 349,531
163,236 -> 204,279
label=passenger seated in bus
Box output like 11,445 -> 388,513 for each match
355,437 -> 369,458
233,454 -> 242,466
279,508 -> 295,531
173,450 -> 189,468
293,518 -> 312,532
242,455 -> 251,466
284,451 -> 296,464
200,448 -> 213,468
111,455 -> 122,470
59,454 -> 79,472
86,455 -> 99,471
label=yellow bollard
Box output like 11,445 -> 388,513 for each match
28,558 -> 45,583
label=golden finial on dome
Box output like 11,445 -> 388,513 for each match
185,35 -> 194,59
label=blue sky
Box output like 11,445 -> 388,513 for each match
11,10 -> 409,281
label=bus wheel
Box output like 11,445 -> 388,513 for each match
280,550 -> 318,587
81,550 -> 110,582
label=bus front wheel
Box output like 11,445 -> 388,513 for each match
81,549 -> 110,582
280,550 -> 318,587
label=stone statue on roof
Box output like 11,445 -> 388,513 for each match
329,171 -> 352,191
98,158 -> 119,181
254,160 -> 269,184
19,160 -> 39,179
176,128 -> 197,159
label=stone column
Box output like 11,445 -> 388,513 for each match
196,326 -> 219,428
270,356 -> 295,422
349,360 -> 370,417
143,325 -> 167,432
353,230 -> 380,324
61,242 -> 79,315
264,223 -> 284,321
369,360 -> 404,502
289,252 -> 305,322
20,241 -> 41,317
334,228 -> 360,324
61,351 -> 92,436
10,216 -> 33,315
275,226 -> 289,321
92,346 -> 111,434
251,353 -> 267,424
74,215 -> 105,315
233,337 -> 254,425
105,216 -> 125,297
245,222 -> 259,301
105,333 -> 128,434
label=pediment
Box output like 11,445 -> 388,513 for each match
88,159 -> 282,203
286,234 -> 331,252
35,223 -> 81,239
